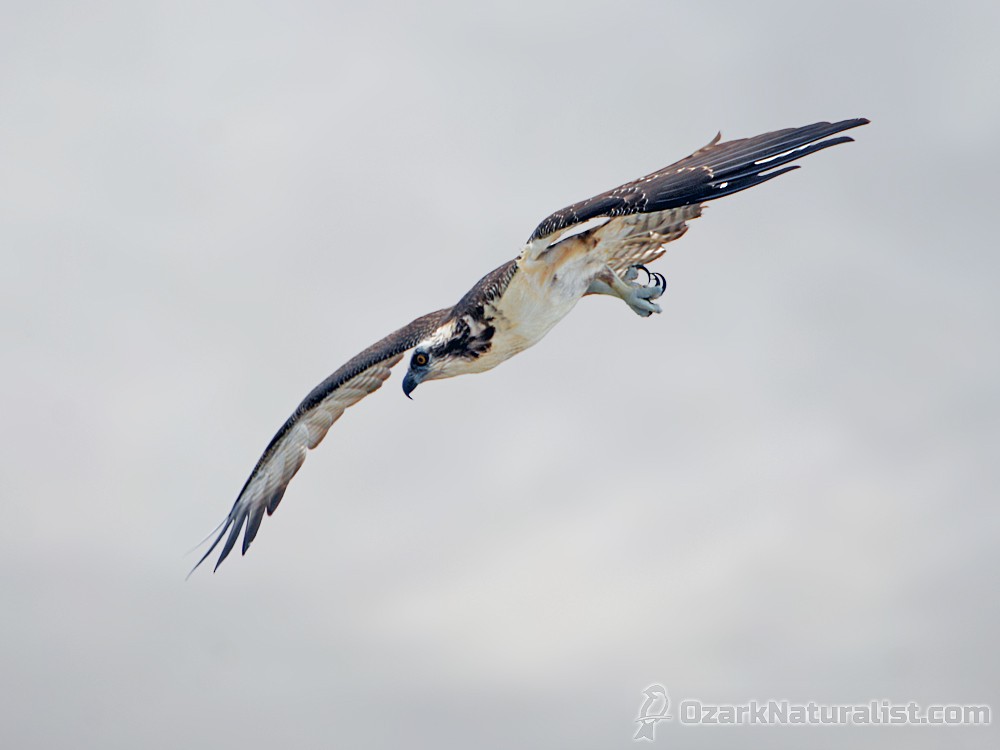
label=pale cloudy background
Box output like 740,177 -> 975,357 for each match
2,1 -> 998,748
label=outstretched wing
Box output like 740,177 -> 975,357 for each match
191,309 -> 449,574
525,118 -> 869,261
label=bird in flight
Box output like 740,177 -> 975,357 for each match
192,117 -> 869,574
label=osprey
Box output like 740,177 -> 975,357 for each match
193,117 -> 869,573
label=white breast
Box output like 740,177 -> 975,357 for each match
461,248 -> 602,374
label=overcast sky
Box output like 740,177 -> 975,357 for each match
2,1 -> 998,748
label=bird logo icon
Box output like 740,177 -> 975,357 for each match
634,684 -> 671,741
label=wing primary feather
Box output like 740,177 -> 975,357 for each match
710,135 -> 856,183
266,487 -> 286,516
242,506 -> 266,555
215,511 -> 247,570
185,517 -> 227,557
699,122 -> 854,176
700,165 -> 800,202
186,519 -> 232,579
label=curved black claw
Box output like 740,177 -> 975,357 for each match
652,272 -> 667,291
631,264 -> 653,285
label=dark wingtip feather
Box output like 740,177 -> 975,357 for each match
185,502 -> 249,577
241,507 -> 266,555
266,487 -> 286,516
186,515 -> 234,579
213,512 -> 247,571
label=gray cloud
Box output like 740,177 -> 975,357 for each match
1,1 -> 997,748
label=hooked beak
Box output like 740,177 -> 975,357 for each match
402,370 -> 421,399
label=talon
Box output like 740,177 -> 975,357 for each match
593,264 -> 667,317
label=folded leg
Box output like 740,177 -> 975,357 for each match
586,264 -> 666,317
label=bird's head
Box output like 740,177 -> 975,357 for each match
402,316 -> 496,398
401,345 -> 444,398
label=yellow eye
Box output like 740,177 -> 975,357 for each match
413,352 -> 429,367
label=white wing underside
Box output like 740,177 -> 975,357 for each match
240,354 -> 403,515
192,352 -> 404,573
